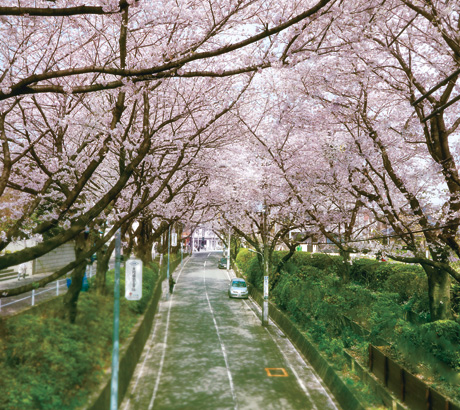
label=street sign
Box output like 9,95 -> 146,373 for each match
263,275 -> 269,300
171,233 -> 177,247
125,258 -> 143,301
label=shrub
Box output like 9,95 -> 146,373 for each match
395,320 -> 460,370
382,264 -> 427,302
350,259 -> 394,289
235,248 -> 256,274
0,257 -> 169,410
291,252 -> 343,273
368,292 -> 403,342
1,313 -> 104,410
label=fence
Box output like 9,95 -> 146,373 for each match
0,265 -> 95,314
369,345 -> 460,410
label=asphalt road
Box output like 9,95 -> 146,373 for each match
121,252 -> 341,410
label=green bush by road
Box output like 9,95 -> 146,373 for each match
0,254 -> 182,410
235,249 -> 460,404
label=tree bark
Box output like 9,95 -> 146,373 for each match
134,218 -> 155,266
94,239 -> 115,296
63,232 -> 91,323
421,263 -> 452,321
339,249 -> 352,283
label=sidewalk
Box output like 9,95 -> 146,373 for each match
0,272 -> 56,290
0,272 -> 72,316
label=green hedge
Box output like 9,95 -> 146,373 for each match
235,248 -> 459,402
0,257 -> 176,410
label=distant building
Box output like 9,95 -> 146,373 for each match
190,227 -> 222,251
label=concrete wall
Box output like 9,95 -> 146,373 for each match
33,242 -> 76,274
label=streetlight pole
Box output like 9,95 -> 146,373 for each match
167,225 -> 171,299
248,248 -> 268,326
227,227 -> 231,271
261,203 -> 269,327
110,229 -> 121,410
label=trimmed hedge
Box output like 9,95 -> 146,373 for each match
0,255 -> 183,410
235,248 -> 460,404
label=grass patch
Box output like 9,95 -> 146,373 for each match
0,254 -> 183,410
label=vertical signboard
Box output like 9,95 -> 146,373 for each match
171,233 -> 177,247
125,258 -> 143,301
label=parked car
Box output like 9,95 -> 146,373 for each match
218,257 -> 228,269
228,278 -> 249,299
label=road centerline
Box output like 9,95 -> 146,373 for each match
203,258 -> 238,410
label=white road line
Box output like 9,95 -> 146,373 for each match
243,298 -> 338,410
147,258 -> 190,410
263,324 -> 318,410
123,308 -> 162,409
125,256 -> 191,408
203,263 -> 238,410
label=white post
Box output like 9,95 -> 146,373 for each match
56,280 -> 59,296
31,289 -> 35,306
0,298 -> 2,312
227,228 -> 231,271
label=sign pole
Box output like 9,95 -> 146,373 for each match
110,229 -> 121,410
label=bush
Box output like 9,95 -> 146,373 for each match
235,248 -> 255,272
246,257 -> 263,290
368,292 -> 403,341
0,257 -> 169,410
291,252 -> 343,273
349,259 -> 393,289
382,264 -> 427,302
1,312 -> 105,410
395,320 -> 460,370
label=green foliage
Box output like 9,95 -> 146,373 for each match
235,248 -> 256,273
246,257 -> 263,290
395,320 -> 460,370
291,252 -> 343,273
381,264 -> 428,308
368,292 -> 403,341
349,259 -> 392,289
1,310 -> 106,410
0,257 -> 170,410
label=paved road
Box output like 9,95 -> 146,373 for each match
121,252 -> 340,410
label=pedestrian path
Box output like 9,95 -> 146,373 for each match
0,266 -> 94,316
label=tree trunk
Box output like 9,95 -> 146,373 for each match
339,249 -> 351,283
270,245 -> 296,291
94,239 -> 115,296
135,219 -> 155,266
63,232 -> 91,323
422,263 -> 452,321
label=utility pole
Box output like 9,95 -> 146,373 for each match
167,225 -> 171,299
227,227 -> 231,271
110,229 -> 121,410
262,204 -> 269,326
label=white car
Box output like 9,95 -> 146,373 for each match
228,278 -> 249,299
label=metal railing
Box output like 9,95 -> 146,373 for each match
0,265 -> 95,314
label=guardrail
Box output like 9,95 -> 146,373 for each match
0,265 -> 95,314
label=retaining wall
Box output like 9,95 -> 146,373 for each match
33,242 -> 76,274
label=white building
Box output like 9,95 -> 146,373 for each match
191,227 -> 222,251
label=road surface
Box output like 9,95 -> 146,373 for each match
121,252 -> 341,410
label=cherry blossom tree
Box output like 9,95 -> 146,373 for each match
253,0 -> 460,321
0,0 -> 335,271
